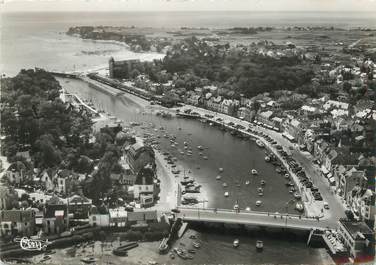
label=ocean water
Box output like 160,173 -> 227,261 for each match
1,11 -> 376,76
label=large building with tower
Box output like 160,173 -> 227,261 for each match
109,57 -> 140,79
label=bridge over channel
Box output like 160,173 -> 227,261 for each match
48,71 -> 80,79
174,207 -> 337,231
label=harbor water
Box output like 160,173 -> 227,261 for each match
56,76 -> 334,265
59,77 -> 300,213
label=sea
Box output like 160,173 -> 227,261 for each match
1,11 -> 376,76
1,11 -> 375,265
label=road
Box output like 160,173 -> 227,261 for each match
175,207 -> 336,230
255,127 -> 347,222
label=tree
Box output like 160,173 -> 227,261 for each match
130,69 -> 141,79
343,82 -> 352,93
34,134 -> 62,168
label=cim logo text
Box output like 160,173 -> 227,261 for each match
15,237 -> 49,251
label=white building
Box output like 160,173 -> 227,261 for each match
323,100 -> 349,111
337,219 -> 374,259
109,208 -> 127,227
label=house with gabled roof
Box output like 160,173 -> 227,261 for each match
127,210 -> 158,228
0,186 -> 17,210
134,167 -> 155,207
0,209 -> 36,237
206,96 -> 222,112
89,205 -> 109,227
313,139 -> 330,164
6,161 -> 27,185
68,195 -> 92,221
43,196 -> 68,234
347,187 -> 375,223
109,208 -> 127,228
338,219 -> 374,259
39,168 -> 56,192
337,167 -> 367,201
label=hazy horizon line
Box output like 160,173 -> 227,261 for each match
3,10 -> 376,13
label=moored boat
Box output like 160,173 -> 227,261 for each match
81,257 -> 97,263
224,192 -> 229,197
159,238 -> 169,254
285,181 -> 293,186
251,169 -> 258,175
174,248 -> 188,260
184,186 -> 201,193
192,242 -> 201,248
41,255 -> 51,262
256,139 -> 265,148
222,182 -> 228,187
256,200 -> 262,207
181,178 -> 195,185
295,202 -> 304,212
216,175 -> 222,180
256,240 -> 264,251
233,239 -> 240,248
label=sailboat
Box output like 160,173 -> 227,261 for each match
233,199 -> 239,211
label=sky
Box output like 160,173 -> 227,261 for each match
1,0 -> 376,12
